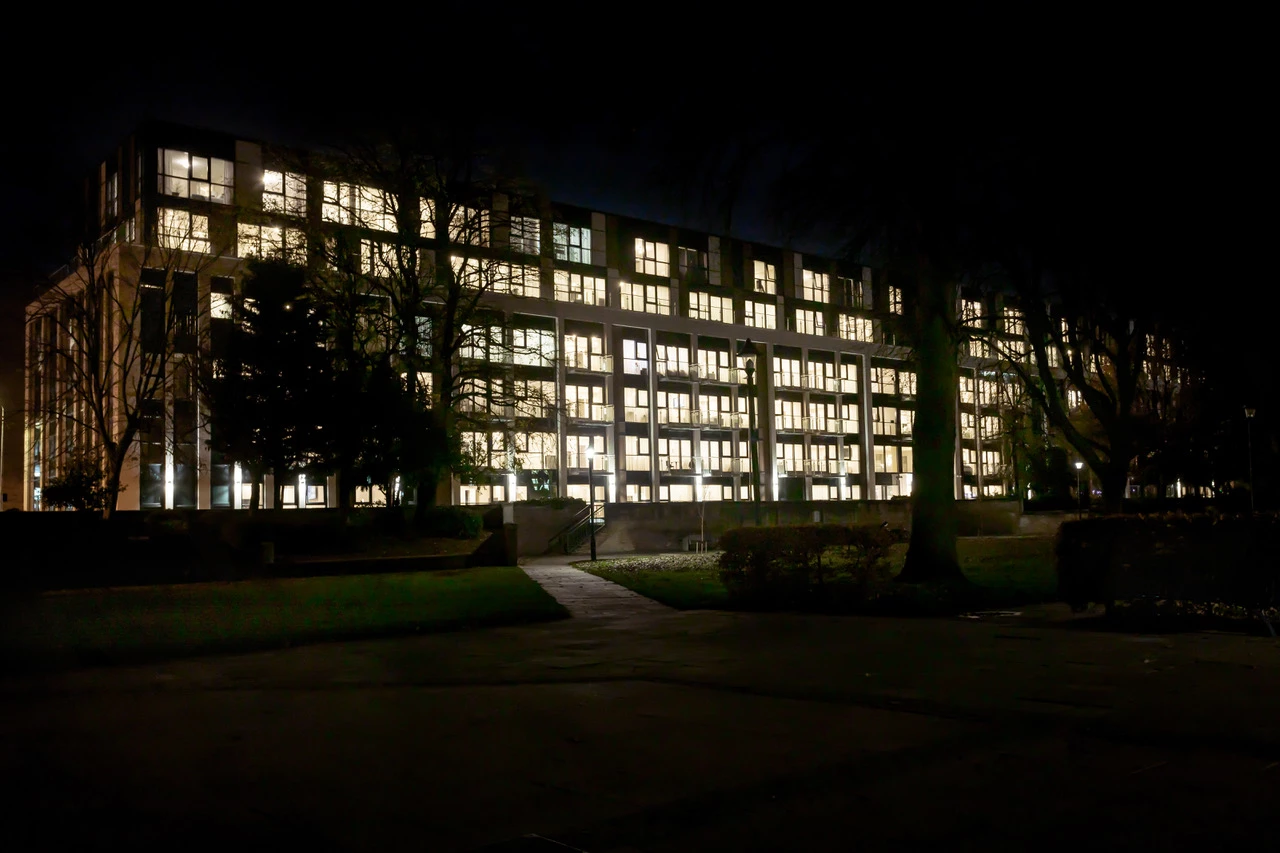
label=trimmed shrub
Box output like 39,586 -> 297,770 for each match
414,506 -> 483,539
1056,513 -> 1280,613
517,497 -> 587,511
718,523 -> 903,610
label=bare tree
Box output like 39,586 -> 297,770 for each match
28,215 -> 224,517
295,128 -> 559,512
976,281 -> 1178,512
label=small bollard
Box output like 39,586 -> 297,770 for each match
260,541 -> 275,565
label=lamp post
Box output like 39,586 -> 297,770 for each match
1245,407 -> 1256,513
737,338 -> 762,525
1074,461 -> 1085,521
586,446 -> 597,561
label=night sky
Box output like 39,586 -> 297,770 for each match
0,11 -> 1265,501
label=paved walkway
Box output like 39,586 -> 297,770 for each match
520,555 -> 673,621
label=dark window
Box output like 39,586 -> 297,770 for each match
140,269 -> 166,354
174,272 -> 198,354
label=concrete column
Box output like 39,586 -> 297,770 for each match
860,354 -> 875,500
555,314 -> 568,498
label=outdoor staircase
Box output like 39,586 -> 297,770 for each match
547,504 -> 607,555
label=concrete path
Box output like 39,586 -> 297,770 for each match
520,555 -> 673,622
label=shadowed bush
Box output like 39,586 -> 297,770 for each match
718,523 -> 904,610
1056,513 -> 1280,615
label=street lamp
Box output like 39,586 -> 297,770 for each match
737,338 -> 762,525
1245,407 -> 1256,513
586,446 -> 597,561
1074,461 -> 1085,521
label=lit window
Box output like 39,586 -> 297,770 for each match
870,367 -> 897,395
619,281 -> 670,315
960,376 -> 975,404
839,314 -> 874,342
689,292 -> 732,323
159,149 -> 233,204
103,173 -> 119,219
961,412 -> 976,439
364,240 -> 406,276
794,308 -> 825,336
238,223 -> 306,265
889,286 -> 903,314
322,182 -> 397,231
450,206 -> 490,246
263,170 -> 307,216
158,208 -> 210,253
634,238 -> 670,277
744,301 -> 776,329
553,223 -> 591,263
553,270 -> 606,306
961,299 -> 983,325
872,407 -> 899,436
801,270 -> 830,303
493,263 -> 541,298
211,293 -> 233,320
510,215 -> 540,255
512,328 -> 556,366
1006,310 -> 1026,337
752,260 -> 777,294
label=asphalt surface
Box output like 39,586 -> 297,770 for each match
3,557 -> 1279,851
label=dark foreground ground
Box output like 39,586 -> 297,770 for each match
4,585 -> 1280,851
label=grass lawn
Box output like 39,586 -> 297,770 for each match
0,566 -> 568,673
578,536 -> 1059,612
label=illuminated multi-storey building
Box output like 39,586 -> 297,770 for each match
24,122 -> 1025,511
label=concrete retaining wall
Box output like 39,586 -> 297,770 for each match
512,504 -> 587,556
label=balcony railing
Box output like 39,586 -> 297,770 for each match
622,358 -> 649,376
656,360 -> 694,379
623,406 -> 650,424
775,373 -> 808,389
809,374 -> 840,393
699,411 -> 741,429
657,408 -> 699,426
812,459 -> 845,475
565,352 -> 612,373
839,377 -> 859,394
777,458 -> 809,474
554,287 -> 607,307
698,364 -> 742,384
775,414 -> 810,432
565,453 -> 613,472
566,402 -> 613,422
661,457 -> 703,474
511,453 -> 557,472
624,455 -> 652,472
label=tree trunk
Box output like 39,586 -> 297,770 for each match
102,444 -> 125,521
1100,465 -> 1126,514
898,267 -> 964,584
249,477 -> 260,513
